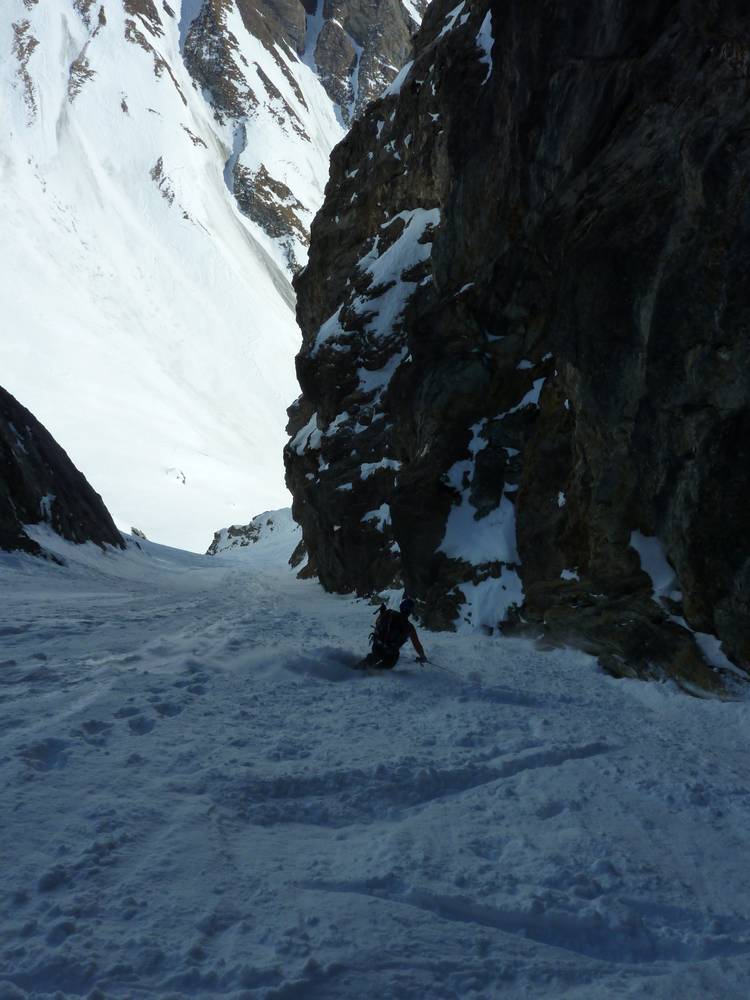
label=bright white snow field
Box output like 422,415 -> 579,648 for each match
1,521 -> 750,999
0,0 -> 343,552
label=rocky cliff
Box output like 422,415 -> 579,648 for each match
206,506 -> 299,554
3,0 -> 424,550
285,0 -> 750,686
1,387 -> 124,557
184,0 -> 426,267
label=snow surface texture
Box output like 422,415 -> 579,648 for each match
2,524 -> 750,998
0,0 -> 343,552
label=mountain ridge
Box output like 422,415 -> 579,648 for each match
1,0 -> 423,551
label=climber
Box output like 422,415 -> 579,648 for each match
360,596 -> 427,670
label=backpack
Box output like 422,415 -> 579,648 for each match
372,607 -> 411,651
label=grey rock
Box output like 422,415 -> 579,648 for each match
286,0 -> 750,685
183,0 -> 427,251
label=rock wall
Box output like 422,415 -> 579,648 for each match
184,0 -> 426,266
314,0 -> 424,123
285,0 -> 750,685
0,387 -> 124,557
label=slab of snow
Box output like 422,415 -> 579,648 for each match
506,377 -> 547,414
441,493 -> 519,565
360,458 -> 401,479
438,2 -> 467,40
2,528 -> 749,998
476,9 -> 494,83
400,0 -> 423,27
349,207 -> 440,339
693,629 -> 740,674
440,421 -> 520,566
357,347 -> 409,397
382,59 -> 414,97
630,533 -> 739,673
362,503 -> 391,530
630,531 -> 676,596
290,412 -> 322,454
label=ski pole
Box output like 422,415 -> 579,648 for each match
420,658 -> 461,679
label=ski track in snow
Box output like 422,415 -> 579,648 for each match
1,530 -> 750,999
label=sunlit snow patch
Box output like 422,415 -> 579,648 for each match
382,59 -> 414,97
438,2 -> 468,40
352,208 -> 441,338
357,348 -> 409,398
290,413 -> 323,455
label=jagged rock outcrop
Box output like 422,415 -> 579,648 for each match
0,387 -> 124,557
285,0 -> 750,686
207,507 -> 299,555
183,0 -> 426,266
313,0 -> 425,123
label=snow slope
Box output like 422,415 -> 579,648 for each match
0,0 -> 344,552
2,524 -> 750,998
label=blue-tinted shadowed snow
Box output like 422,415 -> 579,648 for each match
1,523 -> 749,999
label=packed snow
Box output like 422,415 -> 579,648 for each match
2,521 -> 749,999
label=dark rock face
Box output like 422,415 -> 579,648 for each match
0,387 -> 123,556
315,0 -> 424,123
183,1 -> 258,123
286,0 -> 750,684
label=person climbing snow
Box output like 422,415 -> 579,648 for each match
360,596 -> 427,670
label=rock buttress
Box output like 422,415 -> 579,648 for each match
0,386 -> 124,556
286,0 -> 750,685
